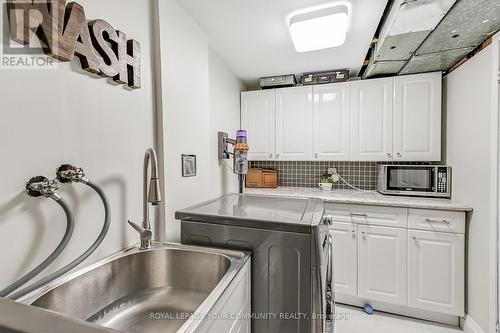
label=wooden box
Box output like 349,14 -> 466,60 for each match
246,168 -> 278,188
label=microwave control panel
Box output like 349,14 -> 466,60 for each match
436,167 -> 448,193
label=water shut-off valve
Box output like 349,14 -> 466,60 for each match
56,164 -> 89,184
26,176 -> 60,201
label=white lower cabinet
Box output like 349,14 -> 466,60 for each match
194,260 -> 251,333
357,225 -> 407,305
408,230 -> 465,316
329,204 -> 466,321
330,222 -> 357,296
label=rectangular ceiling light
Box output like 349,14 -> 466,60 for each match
289,4 -> 349,53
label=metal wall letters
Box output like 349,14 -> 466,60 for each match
7,0 -> 141,89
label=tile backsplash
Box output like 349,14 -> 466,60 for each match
248,161 -> 430,190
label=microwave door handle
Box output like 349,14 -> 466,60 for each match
432,167 -> 438,192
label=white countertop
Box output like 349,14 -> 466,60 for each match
245,187 -> 472,212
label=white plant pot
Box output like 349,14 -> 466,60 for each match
318,182 -> 333,191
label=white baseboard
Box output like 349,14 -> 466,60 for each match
335,294 -> 460,326
463,315 -> 486,333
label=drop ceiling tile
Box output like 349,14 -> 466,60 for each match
417,0 -> 500,55
400,47 -> 474,74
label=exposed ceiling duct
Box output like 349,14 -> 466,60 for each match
364,0 -> 500,78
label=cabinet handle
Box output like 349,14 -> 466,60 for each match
397,152 -> 402,158
269,154 -> 273,159
361,231 -> 366,239
315,153 -> 318,158
387,153 -> 392,159
351,213 -> 367,218
425,218 -> 450,225
276,154 -> 280,159
412,236 -> 417,241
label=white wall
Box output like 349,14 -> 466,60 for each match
0,0 -> 243,291
0,0 -> 156,288
444,45 -> 497,333
495,33 -> 500,333
157,0 -> 244,242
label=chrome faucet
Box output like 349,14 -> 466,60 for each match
128,148 -> 162,249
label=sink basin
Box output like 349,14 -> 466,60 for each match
18,243 -> 249,333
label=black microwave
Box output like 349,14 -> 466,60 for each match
377,165 -> 451,198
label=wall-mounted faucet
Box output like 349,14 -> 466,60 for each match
128,148 -> 162,250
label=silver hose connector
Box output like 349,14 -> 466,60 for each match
26,176 -> 61,201
56,164 -> 89,184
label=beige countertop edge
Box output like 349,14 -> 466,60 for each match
244,188 -> 473,212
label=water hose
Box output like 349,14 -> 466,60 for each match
8,177 -> 111,300
0,178 -> 75,298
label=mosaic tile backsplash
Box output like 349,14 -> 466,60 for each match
248,161 -> 430,190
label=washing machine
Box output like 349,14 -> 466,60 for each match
176,193 -> 334,333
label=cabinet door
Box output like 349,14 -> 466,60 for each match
312,83 -> 351,160
358,225 -> 407,305
394,72 -> 442,161
351,78 -> 394,161
241,90 -> 275,161
330,222 -> 357,296
408,230 -> 464,316
275,86 -> 313,160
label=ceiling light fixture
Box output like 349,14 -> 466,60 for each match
288,4 -> 349,53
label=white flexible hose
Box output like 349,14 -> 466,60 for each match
334,172 -> 376,193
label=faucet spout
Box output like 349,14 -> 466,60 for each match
148,178 -> 162,205
139,148 -> 162,249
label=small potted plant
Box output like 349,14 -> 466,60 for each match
318,175 -> 333,191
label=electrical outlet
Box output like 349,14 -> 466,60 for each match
328,168 -> 338,175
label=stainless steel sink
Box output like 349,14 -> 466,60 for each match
18,243 -> 249,333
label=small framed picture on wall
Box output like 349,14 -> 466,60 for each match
181,154 -> 197,177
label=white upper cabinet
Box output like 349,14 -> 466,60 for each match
241,90 -> 275,161
408,230 -> 464,316
351,78 -> 394,161
312,83 -> 351,160
394,73 -> 442,161
275,86 -> 313,160
241,72 -> 442,162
